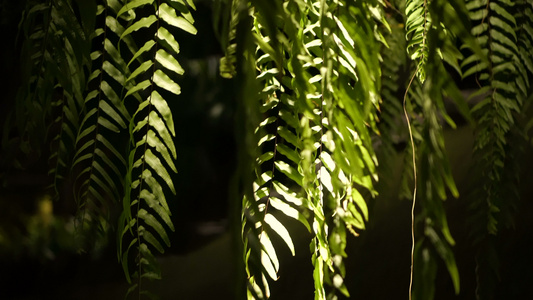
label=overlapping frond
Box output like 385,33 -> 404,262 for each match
461,0 -> 533,298
463,0 -> 532,234
313,2 -> 385,298
377,16 -> 408,185
463,0 -> 522,248
215,0 -> 241,79
232,1 -> 385,299
13,0 -> 91,182
514,0 -> 533,104
239,2 -> 310,298
71,0 -> 132,242
46,0 -> 95,196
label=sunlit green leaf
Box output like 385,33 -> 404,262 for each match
159,3 -> 197,35
153,69 -> 181,95
264,213 -> 295,256
155,49 -> 184,75
117,0 -> 154,18
120,15 -> 157,40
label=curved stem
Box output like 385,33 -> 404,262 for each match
404,68 -> 418,300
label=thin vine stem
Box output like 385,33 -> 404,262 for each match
404,67 -> 418,300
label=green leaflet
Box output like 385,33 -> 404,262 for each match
134,109 -> 177,157
102,60 -> 126,85
141,227 -> 165,254
139,189 -> 173,229
127,61 -> 154,83
121,15 -> 158,40
155,49 -> 185,75
159,3 -> 197,35
259,231 -> 280,280
264,213 -> 295,256
98,101 -> 126,129
138,243 -> 162,280
103,38 -> 129,72
274,161 -> 303,187
127,40 -> 157,69
117,0 -> 154,18
138,208 -> 170,247
126,80 -> 151,97
157,27 -> 181,54
148,91 -> 177,125
153,69 -> 181,95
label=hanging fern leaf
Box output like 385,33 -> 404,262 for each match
318,2 -> 387,298
70,1 -> 131,245
377,16 -> 408,184
514,1 -> 533,104
241,3 -> 310,297
405,0 -> 430,82
116,0 -> 196,295
216,0 -> 241,79
461,0 -> 533,298
12,0 -> 90,174
463,0 -> 520,241
234,1 -> 385,299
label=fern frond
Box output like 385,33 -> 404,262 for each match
71,2 -> 131,245
241,3 -> 310,298
313,0 -> 396,296
13,0 -> 90,173
240,0 -> 384,298
7,0 -> 103,215
462,0 -> 533,298
405,0 -> 430,82
316,2 -> 385,298
48,90 -> 82,200
462,0 -> 521,236
401,0 -> 481,298
236,1 -> 386,298
215,0 -> 241,79
514,1 -> 533,104
377,17 -> 409,190
116,0 -> 196,295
